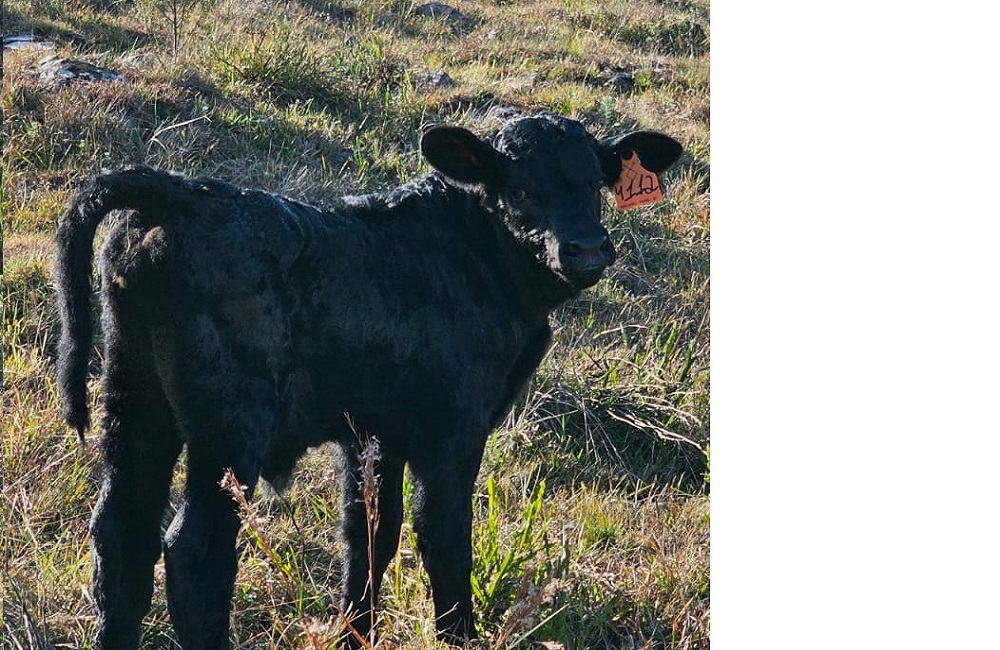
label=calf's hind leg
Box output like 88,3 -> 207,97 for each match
90,356 -> 182,649
163,447 -> 259,650
147,287 -> 282,648
160,385 -> 272,649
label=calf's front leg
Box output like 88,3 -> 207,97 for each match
409,445 -> 485,644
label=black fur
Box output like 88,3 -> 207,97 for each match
53,114 -> 682,649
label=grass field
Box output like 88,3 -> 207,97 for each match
1,0 -> 710,647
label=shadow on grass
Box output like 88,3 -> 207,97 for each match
5,5 -> 154,54
505,388 -> 708,495
290,0 -> 360,25
672,152 -> 711,193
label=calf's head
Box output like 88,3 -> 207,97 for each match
421,114 -> 683,291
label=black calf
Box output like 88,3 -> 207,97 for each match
54,114 -> 682,648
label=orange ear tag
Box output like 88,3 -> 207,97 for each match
613,152 -> 663,210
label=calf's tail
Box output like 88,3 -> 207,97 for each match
54,167 -> 176,441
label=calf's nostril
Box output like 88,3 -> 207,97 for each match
563,236 -> 612,261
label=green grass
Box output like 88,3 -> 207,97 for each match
2,0 -> 710,647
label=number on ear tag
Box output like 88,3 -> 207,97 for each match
613,152 -> 663,210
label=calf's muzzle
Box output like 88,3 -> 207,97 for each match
556,231 -> 616,288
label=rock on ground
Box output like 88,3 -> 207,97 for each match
36,55 -> 121,86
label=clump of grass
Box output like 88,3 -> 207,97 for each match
211,26 -> 345,106
619,19 -> 709,57
210,22 -> 404,110
2,258 -> 59,357
566,1 -> 710,58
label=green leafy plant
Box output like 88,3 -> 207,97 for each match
472,476 -> 551,622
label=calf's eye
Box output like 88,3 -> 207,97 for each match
507,188 -> 527,203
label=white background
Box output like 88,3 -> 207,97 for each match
712,2 -> 1000,647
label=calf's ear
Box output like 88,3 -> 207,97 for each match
598,131 -> 683,184
421,126 -> 506,187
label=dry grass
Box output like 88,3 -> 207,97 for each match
2,0 -> 710,647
